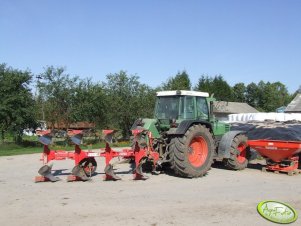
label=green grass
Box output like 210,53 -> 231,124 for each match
0,143 -> 42,156
0,141 -> 130,157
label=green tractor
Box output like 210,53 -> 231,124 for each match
131,90 -> 250,178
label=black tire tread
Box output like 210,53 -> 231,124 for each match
223,134 -> 249,170
170,124 -> 214,178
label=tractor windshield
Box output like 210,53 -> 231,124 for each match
155,96 -> 180,119
155,96 -> 196,120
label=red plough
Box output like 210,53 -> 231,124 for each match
248,140 -> 301,175
35,129 -> 159,182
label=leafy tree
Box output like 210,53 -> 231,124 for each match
212,75 -> 233,101
259,81 -> 291,112
194,75 -> 212,93
195,75 -> 233,101
246,81 -> 291,112
0,64 -> 36,143
232,83 -> 246,102
104,71 -> 155,138
245,82 -> 261,110
38,66 -> 79,129
162,71 -> 191,90
70,79 -> 108,128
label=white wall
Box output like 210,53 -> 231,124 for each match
228,113 -> 301,122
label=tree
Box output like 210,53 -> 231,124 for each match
194,75 -> 212,93
245,81 -> 291,112
232,83 -> 246,102
70,79 -> 108,128
245,82 -> 261,110
104,71 -> 155,138
0,64 -> 36,143
162,71 -> 191,90
259,81 -> 291,112
195,75 -> 233,101
212,75 -> 233,101
38,66 -> 79,129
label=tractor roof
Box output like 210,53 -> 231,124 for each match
157,90 -> 209,97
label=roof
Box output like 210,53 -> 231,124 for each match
285,93 -> 301,112
157,90 -> 209,97
213,101 -> 259,114
47,121 -> 95,129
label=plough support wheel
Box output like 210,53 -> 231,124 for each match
79,157 -> 97,176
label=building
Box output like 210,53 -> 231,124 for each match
285,93 -> 301,113
47,121 -> 96,130
213,101 -> 259,121
276,106 -> 286,113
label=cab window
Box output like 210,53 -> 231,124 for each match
196,97 -> 209,120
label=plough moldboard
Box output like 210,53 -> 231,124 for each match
35,129 -> 159,182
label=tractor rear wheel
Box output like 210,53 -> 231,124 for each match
223,134 -> 249,170
170,124 -> 214,178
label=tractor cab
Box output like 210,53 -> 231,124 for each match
155,90 -> 211,122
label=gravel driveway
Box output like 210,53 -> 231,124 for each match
0,152 -> 300,226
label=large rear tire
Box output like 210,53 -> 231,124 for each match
223,134 -> 249,170
170,124 -> 214,178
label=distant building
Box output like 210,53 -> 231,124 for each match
47,121 -> 96,130
285,93 -> 301,113
213,101 -> 259,121
276,106 -> 286,113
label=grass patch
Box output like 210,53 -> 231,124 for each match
0,141 -> 130,157
0,143 -> 42,156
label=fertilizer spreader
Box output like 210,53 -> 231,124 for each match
248,140 -> 301,175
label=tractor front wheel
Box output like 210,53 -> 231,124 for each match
170,125 -> 214,178
223,134 -> 249,170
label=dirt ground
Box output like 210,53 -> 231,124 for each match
0,151 -> 300,226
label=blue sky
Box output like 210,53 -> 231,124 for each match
1,0 -> 301,93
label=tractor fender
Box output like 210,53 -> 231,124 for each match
217,130 -> 246,159
174,120 -> 212,135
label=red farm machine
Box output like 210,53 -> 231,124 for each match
35,128 -> 161,182
35,90 -> 301,182
35,90 -> 252,182
248,140 -> 301,175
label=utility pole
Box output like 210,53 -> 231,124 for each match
36,75 -> 45,121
